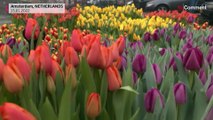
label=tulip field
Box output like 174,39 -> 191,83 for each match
0,4 -> 213,120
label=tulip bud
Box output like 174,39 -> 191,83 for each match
143,32 -> 151,42
152,31 -> 160,41
206,46 -> 213,65
106,65 -> 122,91
71,29 -> 83,52
0,102 -> 36,120
206,83 -> 213,100
0,44 -> 13,57
24,18 -> 40,41
110,43 -> 119,61
64,47 -> 79,67
132,54 -> 146,73
152,64 -> 162,84
59,41 -> 72,57
51,59 -> 63,80
3,65 -> 23,93
169,52 -> 183,70
173,83 -> 187,104
132,72 -> 138,84
115,36 -> 125,55
144,88 -> 164,113
47,75 -> 56,93
205,107 -> 213,120
183,47 -> 203,71
0,59 -> 4,81
65,65 -> 77,89
199,69 -> 207,85
86,93 -> 101,118
178,29 -> 187,39
7,54 -> 31,82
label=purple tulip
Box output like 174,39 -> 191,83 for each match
182,39 -> 193,52
173,23 -> 181,33
199,69 -> 207,85
174,83 -> 187,104
160,28 -> 166,37
130,41 -> 143,51
165,35 -> 171,42
6,37 -> 16,48
187,16 -> 194,23
178,29 -> 187,40
206,46 -> 213,65
169,52 -> 183,70
205,107 -> 213,120
144,88 -> 164,113
143,32 -> 151,42
0,43 -> 4,47
132,72 -> 138,84
152,64 -> 162,84
152,31 -> 160,41
183,47 -> 203,71
206,34 -> 213,46
132,54 -> 146,73
159,48 -> 167,56
121,56 -> 127,71
206,83 -> 213,100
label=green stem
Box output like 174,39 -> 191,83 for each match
189,71 -> 195,90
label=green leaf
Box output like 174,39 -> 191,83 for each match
58,75 -> 72,120
79,56 -> 96,93
55,72 -> 64,109
130,108 -> 140,120
100,71 -> 108,108
144,59 -> 157,90
120,86 -> 139,95
160,68 -> 174,96
97,108 -> 110,120
174,57 -> 190,88
39,98 -> 57,120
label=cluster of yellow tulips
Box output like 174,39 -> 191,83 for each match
76,4 -> 177,41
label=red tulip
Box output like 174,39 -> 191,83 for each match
0,45 -> 12,57
3,65 -> 23,93
28,45 -> 52,75
100,46 -> 113,68
0,102 -> 36,120
51,59 -> 63,80
106,65 -> 122,91
86,35 -> 105,69
0,59 -> 4,81
116,36 -> 125,55
86,93 -> 101,118
110,43 -> 119,61
24,18 -> 40,41
59,41 -> 72,57
64,47 -> 79,67
71,29 -> 83,52
7,55 -> 31,81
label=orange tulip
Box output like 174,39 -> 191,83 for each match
28,45 -> 52,75
59,41 -> 72,57
51,59 -> 63,80
3,65 -> 23,93
7,54 -> 31,81
86,93 -> 101,118
0,102 -> 36,120
116,36 -> 125,55
106,65 -> 122,91
64,47 -> 79,67
109,43 -> 119,61
71,29 -> 83,52
114,56 -> 122,70
101,46 -> 113,68
24,18 -> 40,41
0,45 -> 12,57
86,35 -> 105,69
0,59 -> 4,81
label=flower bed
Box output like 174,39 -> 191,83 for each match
0,4 -> 213,120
